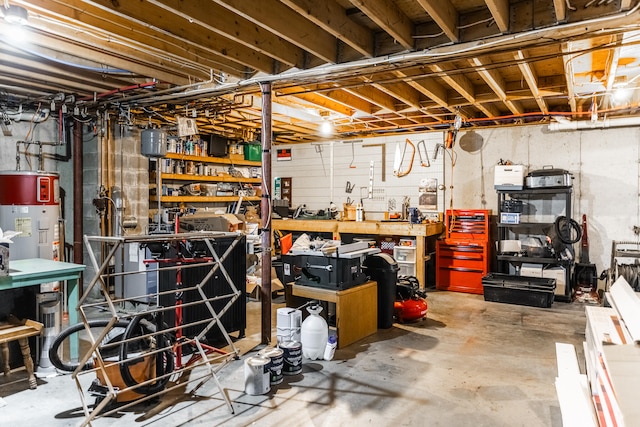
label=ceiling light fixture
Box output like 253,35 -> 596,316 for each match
320,120 -> 333,136
2,5 -> 28,25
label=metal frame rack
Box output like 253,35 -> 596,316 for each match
75,232 -> 243,426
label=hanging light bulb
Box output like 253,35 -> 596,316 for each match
2,5 -> 29,25
320,120 -> 333,136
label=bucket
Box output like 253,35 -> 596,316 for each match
244,355 -> 270,395
279,341 -> 302,376
276,307 -> 301,344
258,347 -> 284,385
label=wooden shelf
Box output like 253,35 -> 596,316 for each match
160,173 -> 261,184
151,195 -> 261,203
165,152 -> 261,167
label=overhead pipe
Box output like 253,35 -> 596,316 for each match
548,116 -> 640,131
73,118 -> 84,295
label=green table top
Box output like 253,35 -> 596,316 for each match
0,258 -> 85,289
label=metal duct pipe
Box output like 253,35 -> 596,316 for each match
548,116 -> 640,131
73,119 -> 83,294
5,109 -> 50,123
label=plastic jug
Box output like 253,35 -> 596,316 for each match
301,304 -> 328,360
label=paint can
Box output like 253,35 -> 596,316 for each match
244,355 -> 270,395
258,347 -> 284,385
279,341 -> 302,376
276,307 -> 302,344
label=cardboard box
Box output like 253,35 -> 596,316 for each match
500,212 -> 520,224
179,213 -> 245,233
521,263 -> 543,278
543,266 -> 566,296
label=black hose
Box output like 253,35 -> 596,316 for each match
48,320 -> 130,372
554,216 -> 582,244
118,312 -> 174,395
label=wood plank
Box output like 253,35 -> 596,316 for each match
27,0 -> 259,79
414,0 -> 459,42
484,0 -> 510,33
213,0 -> 338,63
86,0 -> 277,74
469,57 -> 523,115
514,50 -> 548,114
553,0 -> 567,22
153,0 -> 306,68
348,0 -> 414,50
281,0 -> 374,57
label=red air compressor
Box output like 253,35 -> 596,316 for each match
394,276 -> 428,323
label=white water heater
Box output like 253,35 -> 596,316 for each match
0,171 -> 61,262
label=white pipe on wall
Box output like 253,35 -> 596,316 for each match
548,116 -> 640,131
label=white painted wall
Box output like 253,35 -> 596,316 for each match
272,124 -> 640,275
272,132 -> 446,218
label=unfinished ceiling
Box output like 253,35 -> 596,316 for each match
2,0 -> 640,143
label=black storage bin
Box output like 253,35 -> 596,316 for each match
482,273 -> 556,308
363,253 -> 399,329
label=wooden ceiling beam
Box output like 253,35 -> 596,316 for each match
414,0 -> 458,42
277,88 -> 355,117
621,0 -> 633,10
484,0 -> 510,33
213,0 -> 337,63
21,29 -> 194,86
281,0 -> 374,57
347,0 -> 414,50
469,57 -> 523,115
370,81 -> 422,111
553,0 -> 567,22
514,50 -> 548,114
343,86 -> 400,112
151,0 -> 306,68
319,89 -> 379,115
23,0 -> 253,79
84,0 -> 276,74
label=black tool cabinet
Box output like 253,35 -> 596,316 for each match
496,187 -> 573,302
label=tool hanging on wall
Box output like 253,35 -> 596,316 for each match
349,141 -> 356,168
393,138 -> 415,177
417,140 -> 430,167
313,144 -> 327,176
363,143 -> 386,181
368,160 -> 374,199
345,181 -> 355,193
445,114 -> 463,148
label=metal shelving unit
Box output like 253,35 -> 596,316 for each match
496,187 -> 573,301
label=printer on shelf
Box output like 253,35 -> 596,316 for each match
494,164 -> 525,190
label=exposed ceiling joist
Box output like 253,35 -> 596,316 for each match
415,0 -> 459,42
484,0 -> 510,33
469,57 -> 523,115
212,0 -> 337,63
347,0 -> 414,50
281,0 -> 374,57
514,50 -> 548,114
553,0 -> 568,22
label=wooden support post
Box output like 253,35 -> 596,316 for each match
260,82 -> 273,346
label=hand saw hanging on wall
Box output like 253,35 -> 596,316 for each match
393,138 -> 415,177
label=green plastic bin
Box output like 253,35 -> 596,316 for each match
244,143 -> 261,161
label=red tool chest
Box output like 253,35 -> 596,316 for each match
436,209 -> 491,294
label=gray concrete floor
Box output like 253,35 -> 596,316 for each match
0,290 -> 587,426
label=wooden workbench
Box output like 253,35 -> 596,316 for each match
272,219 -> 444,288
291,281 -> 377,349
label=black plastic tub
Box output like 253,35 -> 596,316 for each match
482,273 -> 556,308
